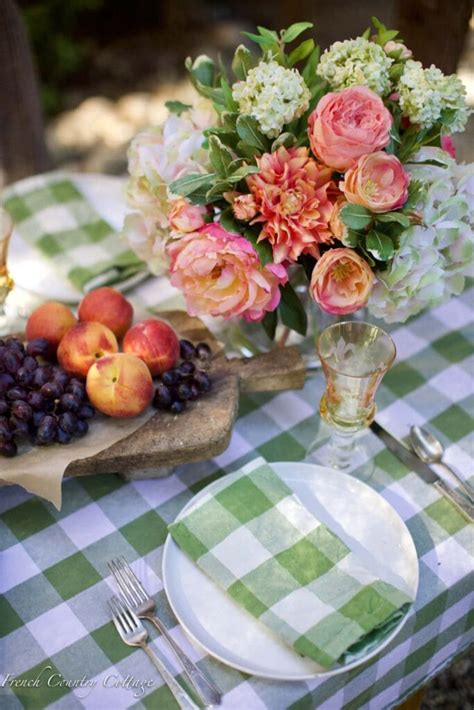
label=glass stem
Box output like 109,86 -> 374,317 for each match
327,428 -> 356,469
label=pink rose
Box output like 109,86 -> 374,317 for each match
232,194 -> 258,221
441,135 -> 457,159
383,41 -> 412,59
340,152 -> 409,213
308,86 -> 392,171
168,198 -> 207,233
310,248 -> 374,315
167,223 -> 288,322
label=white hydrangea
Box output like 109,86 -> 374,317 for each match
232,61 -> 310,138
368,148 -> 474,323
121,212 -> 169,276
316,37 -> 393,95
398,60 -> 471,131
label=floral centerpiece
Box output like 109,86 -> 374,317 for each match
122,18 -> 473,339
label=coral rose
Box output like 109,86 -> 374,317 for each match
340,152 -> 409,213
310,248 -> 374,315
168,198 -> 207,234
167,223 -> 288,322
247,146 -> 334,264
232,194 -> 258,221
329,196 -> 349,242
308,86 -> 392,171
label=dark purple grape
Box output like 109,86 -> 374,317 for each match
196,342 -> 212,361
59,393 -> 80,414
179,339 -> 196,360
27,337 -> 50,358
3,350 -> 22,374
53,370 -> 69,388
0,398 -> 8,415
66,381 -> 85,400
16,367 -> 33,387
22,355 -> 38,373
27,391 -> 45,410
56,428 -> 72,445
7,386 -> 27,401
75,419 -> 89,437
0,439 -> 17,457
189,384 -> 200,401
177,361 -> 196,378
77,404 -> 95,420
177,383 -> 192,401
32,367 -> 50,389
162,369 -> 179,387
11,401 -> 33,422
0,373 -> 14,394
32,410 -> 47,428
10,416 -> 29,438
170,399 -> 186,414
0,417 -> 13,440
6,338 -> 25,354
193,370 -> 211,393
58,412 -> 77,434
36,415 -> 57,444
41,382 -> 62,400
153,384 -> 173,410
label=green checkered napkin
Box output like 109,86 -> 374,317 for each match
3,173 -> 145,292
169,458 -> 414,669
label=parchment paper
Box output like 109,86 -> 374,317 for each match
0,410 -> 155,509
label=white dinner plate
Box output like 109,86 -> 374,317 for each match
162,462 -> 419,680
8,172 -> 144,303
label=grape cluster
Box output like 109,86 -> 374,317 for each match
0,337 -> 95,458
153,339 -> 212,414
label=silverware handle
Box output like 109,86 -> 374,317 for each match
139,641 -> 199,710
149,616 -> 221,706
438,462 -> 474,503
434,481 -> 474,523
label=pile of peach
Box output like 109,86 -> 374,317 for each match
25,287 -> 211,419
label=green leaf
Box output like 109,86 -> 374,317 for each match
279,282 -> 308,336
377,29 -> 399,45
232,44 -> 253,80
208,135 -> 234,177
165,100 -> 191,115
271,133 -> 297,152
302,46 -> 320,86
205,181 -> 232,201
236,115 -> 268,150
236,141 -> 261,160
288,38 -> 315,66
227,164 -> 259,183
344,229 -> 361,247
298,254 -> 316,281
219,206 -> 244,234
375,211 -> 411,228
281,22 -> 314,43
340,204 -> 373,230
361,27 -> 371,39
403,180 -> 424,209
169,172 -> 217,199
244,228 -> 273,266
186,54 -> 215,87
222,112 -> 239,131
242,31 -> 276,49
262,309 -> 278,340
220,76 -> 238,112
371,16 -> 386,32
257,26 -> 279,41
365,230 -> 395,261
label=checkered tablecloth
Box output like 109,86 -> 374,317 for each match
1,276 -> 473,710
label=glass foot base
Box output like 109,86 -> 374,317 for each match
307,425 -> 375,482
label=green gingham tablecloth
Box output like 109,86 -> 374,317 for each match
0,275 -> 473,710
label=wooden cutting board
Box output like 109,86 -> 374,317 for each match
63,311 -> 307,480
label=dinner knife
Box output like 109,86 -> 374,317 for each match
370,421 -> 473,522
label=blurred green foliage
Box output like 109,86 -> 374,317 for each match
21,0 -> 105,115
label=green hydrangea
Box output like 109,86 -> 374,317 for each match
316,37 -> 393,95
398,60 -> 471,131
368,148 -> 474,323
232,61 -> 310,138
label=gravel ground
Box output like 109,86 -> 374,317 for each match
421,648 -> 474,709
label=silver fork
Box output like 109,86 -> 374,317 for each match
108,557 -> 221,707
108,596 -> 199,710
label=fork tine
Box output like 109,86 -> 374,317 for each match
118,556 -> 149,600
112,596 -> 134,634
114,558 -> 148,604
108,599 -> 127,636
108,560 -> 141,606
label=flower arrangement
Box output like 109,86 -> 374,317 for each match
122,18 -> 473,336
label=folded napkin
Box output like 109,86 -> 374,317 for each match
3,173 -> 145,292
169,459 -> 413,669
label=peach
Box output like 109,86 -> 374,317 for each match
78,287 -> 134,339
57,322 -> 118,377
26,302 -> 77,354
123,318 -> 179,376
86,352 -> 153,417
